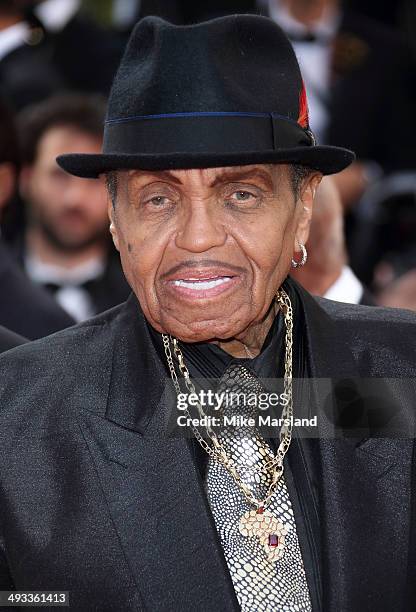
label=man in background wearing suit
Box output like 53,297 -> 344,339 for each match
17,93 -> 130,322
0,96 -> 74,339
0,0 -> 123,110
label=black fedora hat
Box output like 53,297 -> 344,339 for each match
57,15 -> 354,178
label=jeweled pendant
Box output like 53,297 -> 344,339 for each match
238,507 -> 290,562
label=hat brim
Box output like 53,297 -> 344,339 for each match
57,145 -> 355,179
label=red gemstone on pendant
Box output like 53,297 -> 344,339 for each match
268,534 -> 279,547
256,507 -> 264,514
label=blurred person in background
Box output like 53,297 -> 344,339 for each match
348,171 -> 416,291
0,0 -> 62,109
110,0 -> 257,30
32,0 -> 123,95
260,0 -> 416,209
0,96 -> 75,338
113,0 -> 185,29
377,270 -> 416,312
0,0 -> 123,110
17,93 -> 130,322
291,176 -> 375,304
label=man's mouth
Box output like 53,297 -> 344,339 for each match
164,266 -> 242,300
162,261 -> 246,300
172,276 -> 233,291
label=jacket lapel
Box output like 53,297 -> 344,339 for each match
296,283 -> 414,611
77,294 -> 239,612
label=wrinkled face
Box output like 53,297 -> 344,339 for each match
109,164 -> 318,342
22,126 -> 109,251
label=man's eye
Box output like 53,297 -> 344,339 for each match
231,191 -> 256,202
147,195 -> 170,206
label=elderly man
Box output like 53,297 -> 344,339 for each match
0,15 -> 414,612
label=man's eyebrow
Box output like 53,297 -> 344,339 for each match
129,170 -> 182,185
209,169 -> 275,190
128,168 -> 276,189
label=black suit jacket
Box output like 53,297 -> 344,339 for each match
82,251 -> 131,315
0,326 -> 27,353
0,34 -> 64,111
359,286 -> 376,306
0,240 -> 74,339
0,284 -> 415,611
50,13 -> 124,96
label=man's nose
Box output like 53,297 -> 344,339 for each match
63,178 -> 89,205
174,200 -> 227,253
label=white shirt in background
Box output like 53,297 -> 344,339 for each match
25,254 -> 105,322
324,265 -> 364,305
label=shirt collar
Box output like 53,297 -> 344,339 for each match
0,22 -> 29,60
24,252 -> 105,286
323,265 -> 364,305
35,0 -> 80,33
181,303 -> 285,381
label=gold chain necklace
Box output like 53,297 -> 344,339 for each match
243,343 -> 255,359
162,287 -> 294,512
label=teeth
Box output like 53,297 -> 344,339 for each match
173,277 -> 232,290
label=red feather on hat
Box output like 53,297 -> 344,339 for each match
297,81 -> 309,128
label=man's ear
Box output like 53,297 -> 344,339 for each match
293,172 -> 322,250
107,200 -> 120,251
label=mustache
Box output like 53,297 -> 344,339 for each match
161,259 -> 246,279
58,208 -> 90,219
